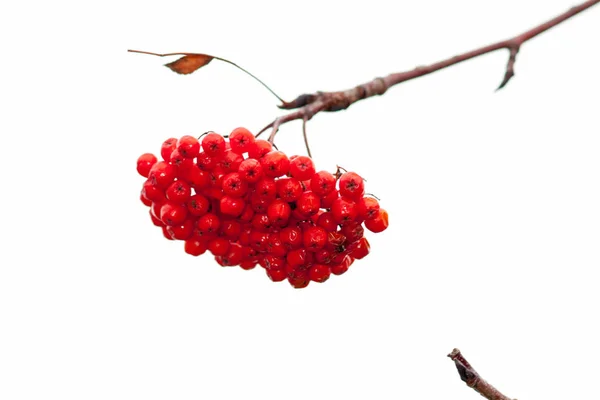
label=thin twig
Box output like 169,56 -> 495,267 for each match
259,0 -> 599,143
448,348 -> 515,400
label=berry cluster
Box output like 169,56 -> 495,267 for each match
137,127 -> 388,288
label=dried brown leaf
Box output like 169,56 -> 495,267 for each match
165,54 -> 213,75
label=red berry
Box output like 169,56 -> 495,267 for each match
303,226 -> 327,252
296,191 -> 320,217
219,150 -> 244,173
321,189 -> 339,209
208,237 -> 230,256
160,138 -> 178,161
260,151 -> 290,178
220,195 -> 246,217
229,127 -> 255,154
317,211 -> 338,232
249,230 -> 270,252
181,164 -> 210,189
276,178 -> 303,202
308,264 -> 331,283
286,248 -> 310,269
349,237 -> 370,259
238,158 -> 263,183
340,221 -> 364,243
197,151 -> 218,171
184,238 -> 208,256
148,161 -> 177,188
140,193 -> 152,207
261,255 -> 286,270
149,209 -> 164,227
330,255 -> 353,275
251,213 -> 272,232
364,209 -> 389,233
266,233 -> 288,257
288,275 -> 310,289
220,219 -> 242,240
331,197 -> 357,223
137,153 -> 157,178
338,172 -> 365,200
267,199 -> 292,227
240,260 -> 258,270
357,197 -> 380,220
289,155 -> 316,181
221,172 -> 248,197
247,139 -> 272,159
186,194 -> 210,217
142,180 -> 166,203
177,135 -> 200,159
266,268 -> 287,282
280,227 -> 303,250
160,201 -> 188,226
197,213 -> 221,236
219,243 -> 244,266
255,178 -> 277,199
201,133 -> 226,158
166,219 -> 194,240
311,171 -> 336,196
166,180 -> 191,203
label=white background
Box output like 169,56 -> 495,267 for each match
1,1 -> 599,399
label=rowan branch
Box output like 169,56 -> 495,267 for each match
448,348 -> 515,400
258,0 -> 600,143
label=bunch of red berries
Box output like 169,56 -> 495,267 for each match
137,127 -> 388,288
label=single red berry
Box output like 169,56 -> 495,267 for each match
181,164 -> 210,190
266,233 -> 288,257
249,230 -> 270,252
142,180 -> 166,203
166,219 -> 194,240
229,127 -> 255,154
137,153 -> 157,178
331,197 -> 358,223
148,161 -> 177,188
303,226 -> 328,252
197,151 -> 218,171
177,135 -> 200,159
201,133 -> 227,158
220,219 -> 242,240
220,195 -> 246,217
160,201 -> 188,226
296,191 -> 321,217
314,248 -> 334,264
349,237 -> 370,259
255,178 -> 277,199
317,211 -> 338,232
321,189 -> 339,209
186,194 -> 210,217
308,264 -> 331,283
184,238 -> 208,256
266,268 -> 287,282
247,139 -> 272,159
338,172 -> 365,200
260,151 -> 290,178
276,178 -> 303,202
250,192 -> 270,213
221,172 -> 248,197
267,199 -> 292,227
311,171 -> 336,196
166,180 -> 192,204
219,150 -> 244,173
327,231 -> 347,248
364,209 -> 389,233
340,221 -> 364,243
251,213 -> 272,232
286,248 -> 310,269
288,275 -> 310,289
261,255 -> 286,270
280,227 -> 303,250
208,237 -> 231,256
289,155 -> 316,181
238,158 -> 263,183
197,213 -> 221,236
219,243 -> 244,266
160,138 -> 178,161
208,168 -> 226,188
357,196 -> 380,221
330,255 -> 353,275
239,204 -> 254,222
240,260 -> 257,270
